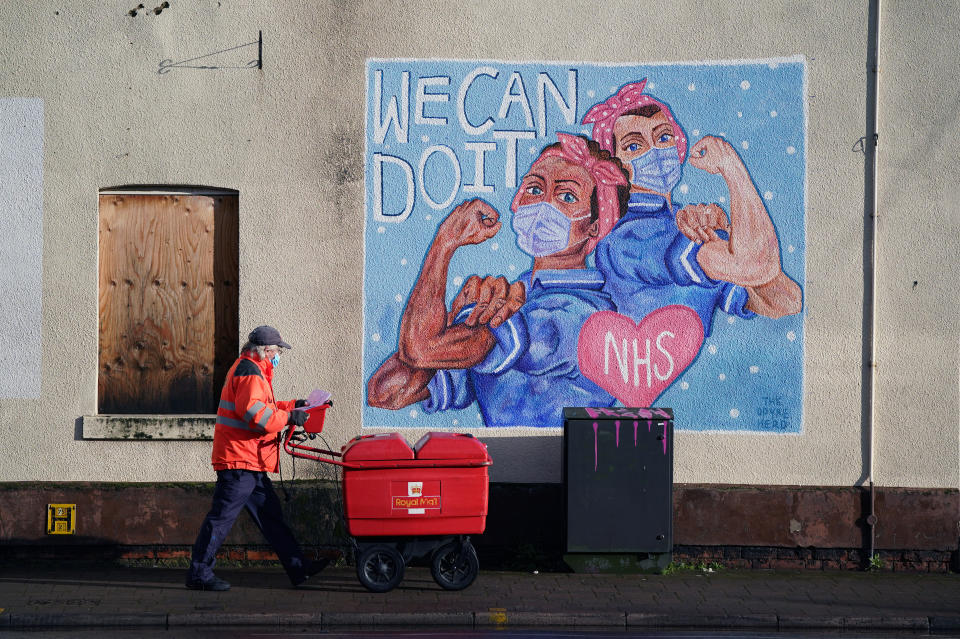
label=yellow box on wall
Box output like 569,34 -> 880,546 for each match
46,504 -> 76,535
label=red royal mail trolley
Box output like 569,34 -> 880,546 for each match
282,400 -> 492,592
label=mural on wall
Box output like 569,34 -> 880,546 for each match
363,59 -> 806,432
0,98 -> 43,399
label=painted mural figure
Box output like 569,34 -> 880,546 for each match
367,134 -> 630,426
583,80 -> 802,331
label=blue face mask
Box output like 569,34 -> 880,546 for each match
269,353 -> 280,367
512,202 -> 590,258
630,146 -> 683,194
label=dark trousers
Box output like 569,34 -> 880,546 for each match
188,469 -> 307,584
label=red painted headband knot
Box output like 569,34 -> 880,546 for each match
582,79 -> 688,164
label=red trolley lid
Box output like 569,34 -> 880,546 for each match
414,432 -> 489,461
341,433 -> 415,461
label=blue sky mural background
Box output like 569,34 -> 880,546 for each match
362,57 -> 806,433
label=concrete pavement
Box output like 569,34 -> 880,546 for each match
0,564 -> 957,631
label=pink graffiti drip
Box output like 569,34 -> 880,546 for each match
647,419 -> 652,432
663,421 -> 667,455
633,420 -> 638,446
593,421 -> 598,471
615,420 -> 620,447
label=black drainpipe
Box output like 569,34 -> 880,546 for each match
860,0 -> 881,569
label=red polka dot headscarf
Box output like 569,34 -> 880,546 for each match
582,79 -> 688,164
511,133 -> 628,253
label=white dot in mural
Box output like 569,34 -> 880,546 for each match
491,242 -> 499,251
718,373 -> 726,381
708,344 -> 717,355
372,333 -> 381,342
787,331 -> 797,342
750,365 -> 760,374
581,129 -> 591,136
769,62 -> 779,69
377,226 -> 385,234
610,86 -> 618,93
688,83 -> 696,91
425,214 -> 432,221
453,276 -> 463,286
764,191 -> 774,200
788,245 -> 795,253
453,419 -> 459,426
587,89 -> 595,98
741,140 -> 749,150
395,294 -> 403,303
727,316 -> 736,325
719,196 -> 726,203
737,111 -> 743,118
719,132 -> 726,138
476,413 -> 483,420
421,135 -> 429,143
648,82 -> 656,90
409,409 -> 418,418
787,146 -> 796,155
529,146 -> 538,154
730,408 -> 740,418
678,184 -> 689,194
680,381 -> 690,390
400,258 -> 407,266
740,80 -> 751,90
692,129 -> 700,136
509,264 -> 516,271
770,110 -> 778,118
384,144 -> 391,150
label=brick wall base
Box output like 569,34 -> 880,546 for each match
672,545 -> 956,573
1,481 -> 956,573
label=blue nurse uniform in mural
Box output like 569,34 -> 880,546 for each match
595,192 -> 755,336
583,79 -> 801,338
422,269 -> 616,427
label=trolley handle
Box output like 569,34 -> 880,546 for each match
282,423 -> 343,462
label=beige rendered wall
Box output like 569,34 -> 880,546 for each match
873,3 -> 960,489
0,1 -> 954,488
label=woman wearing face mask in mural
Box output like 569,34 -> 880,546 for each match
582,80 -> 801,334
366,133 -> 630,427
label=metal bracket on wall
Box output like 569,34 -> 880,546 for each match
158,30 -> 262,74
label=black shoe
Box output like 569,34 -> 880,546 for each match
292,558 -> 331,587
185,576 -> 231,591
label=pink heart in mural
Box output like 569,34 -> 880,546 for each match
577,305 -> 704,407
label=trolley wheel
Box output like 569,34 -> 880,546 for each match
430,539 -> 479,591
356,544 -> 405,593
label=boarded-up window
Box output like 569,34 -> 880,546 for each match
98,189 -> 238,414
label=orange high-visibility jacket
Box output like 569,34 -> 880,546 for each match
212,354 -> 295,472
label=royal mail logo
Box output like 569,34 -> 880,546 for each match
392,481 -> 440,513
392,495 -> 441,509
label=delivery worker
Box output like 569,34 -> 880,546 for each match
186,325 -> 329,591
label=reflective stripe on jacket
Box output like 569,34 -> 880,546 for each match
212,354 -> 295,472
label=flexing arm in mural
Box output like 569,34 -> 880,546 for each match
368,134 -> 629,426
583,80 -> 801,331
367,199 -> 523,409
678,135 -> 800,316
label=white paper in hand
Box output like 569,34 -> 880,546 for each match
297,388 -> 331,409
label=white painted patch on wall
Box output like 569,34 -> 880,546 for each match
0,98 -> 43,398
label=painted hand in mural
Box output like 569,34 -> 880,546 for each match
676,203 -> 730,244
687,135 -> 740,175
436,199 -> 501,250
449,275 -> 526,329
